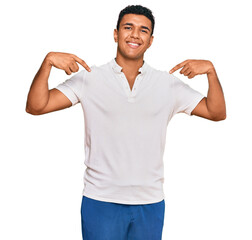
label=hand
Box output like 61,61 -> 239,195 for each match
45,52 -> 91,75
169,59 -> 214,79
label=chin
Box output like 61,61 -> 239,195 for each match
126,54 -> 141,59
118,46 -> 146,60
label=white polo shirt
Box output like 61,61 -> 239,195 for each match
56,58 -> 205,204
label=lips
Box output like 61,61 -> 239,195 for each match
127,41 -> 141,49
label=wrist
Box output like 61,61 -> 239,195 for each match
44,52 -> 54,67
206,61 -> 215,75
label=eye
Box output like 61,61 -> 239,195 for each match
124,26 -> 132,30
141,30 -> 148,33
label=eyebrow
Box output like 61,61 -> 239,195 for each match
122,23 -> 151,32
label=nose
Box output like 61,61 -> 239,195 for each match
130,28 -> 140,38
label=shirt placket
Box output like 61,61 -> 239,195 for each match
119,72 -> 143,103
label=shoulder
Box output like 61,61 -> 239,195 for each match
147,64 -> 174,86
87,61 -> 111,76
83,61 -> 112,86
149,65 -> 186,88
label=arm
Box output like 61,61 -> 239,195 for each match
26,52 -> 91,115
170,59 -> 226,121
191,67 -> 226,121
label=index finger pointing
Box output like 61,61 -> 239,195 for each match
169,60 -> 189,74
72,55 -> 91,72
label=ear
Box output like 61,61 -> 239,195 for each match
114,29 -> 118,43
147,35 -> 154,48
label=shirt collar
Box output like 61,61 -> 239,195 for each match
110,58 -> 148,74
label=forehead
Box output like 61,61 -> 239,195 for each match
120,14 -> 152,28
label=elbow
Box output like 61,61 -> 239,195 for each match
211,112 -> 227,121
25,107 -> 36,115
25,105 -> 33,114
25,104 -> 42,115
25,104 -> 31,114
212,116 -> 226,122
207,104 -> 226,121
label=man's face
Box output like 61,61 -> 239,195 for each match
114,14 -> 154,60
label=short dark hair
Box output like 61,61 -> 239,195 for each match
116,5 -> 155,35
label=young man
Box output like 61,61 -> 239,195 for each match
26,5 -> 226,240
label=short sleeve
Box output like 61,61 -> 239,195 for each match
55,70 -> 87,106
171,74 -> 205,116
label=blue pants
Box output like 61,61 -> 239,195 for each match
81,196 -> 165,240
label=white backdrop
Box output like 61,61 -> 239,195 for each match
1,0 -> 251,239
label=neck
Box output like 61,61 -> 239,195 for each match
115,54 -> 144,77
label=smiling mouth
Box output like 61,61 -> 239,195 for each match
127,42 -> 141,49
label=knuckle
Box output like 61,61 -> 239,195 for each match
65,68 -> 70,74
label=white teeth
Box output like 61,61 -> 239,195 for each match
128,42 -> 139,46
